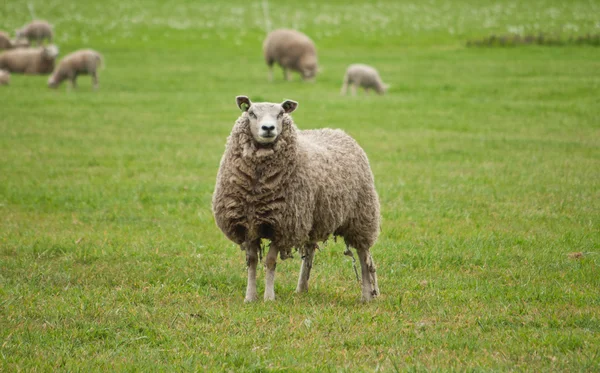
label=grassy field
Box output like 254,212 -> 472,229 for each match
1,0 -> 599,371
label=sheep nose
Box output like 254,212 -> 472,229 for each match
261,125 -> 275,132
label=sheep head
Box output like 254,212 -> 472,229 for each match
236,95 -> 298,145
42,45 -> 59,59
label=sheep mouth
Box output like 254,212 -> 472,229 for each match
257,134 -> 277,143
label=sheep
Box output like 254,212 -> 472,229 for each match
0,45 -> 58,74
263,29 -> 318,82
15,20 -> 53,45
341,64 -> 390,96
0,69 -> 9,85
0,31 -> 30,50
212,96 -> 380,303
48,49 -> 103,89
0,32 -> 11,50
11,39 -> 30,49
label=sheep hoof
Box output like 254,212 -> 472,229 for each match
264,293 -> 276,302
244,293 -> 258,303
296,285 -> 308,293
361,289 -> 379,302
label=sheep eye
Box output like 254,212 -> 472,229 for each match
249,112 -> 257,119
277,111 -> 284,118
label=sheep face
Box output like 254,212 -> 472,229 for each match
47,75 -> 59,88
300,56 -> 318,81
236,96 -> 298,145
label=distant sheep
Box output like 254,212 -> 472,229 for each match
213,96 -> 381,302
0,31 -> 30,50
263,29 -> 318,82
0,32 -> 11,50
16,20 -> 53,45
11,39 -> 30,49
341,64 -> 389,96
0,69 -> 9,85
48,49 -> 103,89
0,45 -> 58,74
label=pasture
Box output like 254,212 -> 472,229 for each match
1,0 -> 599,370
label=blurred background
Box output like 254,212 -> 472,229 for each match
1,0 -> 599,371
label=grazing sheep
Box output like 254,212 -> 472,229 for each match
263,29 -> 318,82
212,96 -> 380,302
0,69 -> 10,85
15,20 -> 53,45
0,32 -> 12,50
48,49 -> 103,89
0,33 -> 30,50
0,45 -> 58,74
341,64 -> 390,96
11,39 -> 30,49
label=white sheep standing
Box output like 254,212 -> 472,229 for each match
263,29 -> 318,82
0,45 -> 58,74
341,64 -> 390,96
15,20 -> 53,45
212,96 -> 381,302
48,49 -> 104,90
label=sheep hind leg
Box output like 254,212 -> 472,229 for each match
296,243 -> 316,293
264,244 -> 278,301
357,248 -> 379,302
267,64 -> 274,82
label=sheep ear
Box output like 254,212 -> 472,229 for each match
236,96 -> 251,112
281,100 -> 298,113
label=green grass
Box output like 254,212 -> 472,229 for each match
1,0 -> 599,371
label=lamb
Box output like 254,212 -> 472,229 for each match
263,29 -> 318,82
341,64 -> 390,96
15,20 -> 53,45
0,45 -> 58,74
212,96 -> 380,302
0,69 -> 9,85
48,49 -> 103,89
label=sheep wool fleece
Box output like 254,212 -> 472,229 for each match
212,111 -> 380,260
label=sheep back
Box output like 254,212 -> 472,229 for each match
263,29 -> 317,74
0,47 -> 55,74
54,49 -> 102,77
345,64 -> 387,93
17,20 -> 53,43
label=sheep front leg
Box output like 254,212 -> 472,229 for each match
351,83 -> 358,96
357,249 -> 379,302
264,244 -> 278,301
70,75 -> 77,90
340,81 -> 348,96
91,71 -> 98,90
296,244 -> 316,293
244,240 -> 260,303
